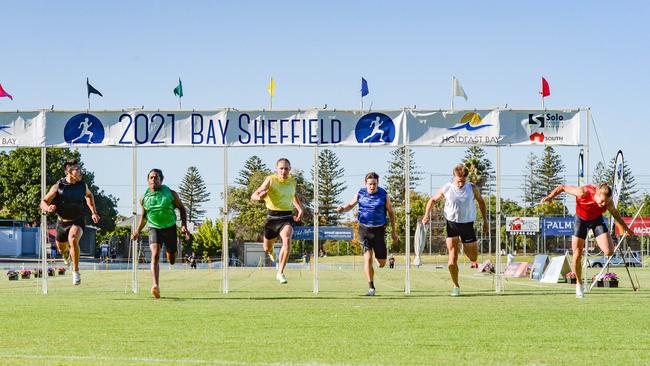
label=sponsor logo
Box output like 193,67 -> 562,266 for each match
0,125 -> 12,135
0,124 -> 16,145
355,113 -> 395,143
448,112 -> 492,131
527,113 -> 565,143
64,113 -> 105,144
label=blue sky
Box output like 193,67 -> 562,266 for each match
2,1 -> 649,218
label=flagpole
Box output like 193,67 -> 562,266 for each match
360,96 -> 363,112
179,96 -> 182,110
87,96 -> 90,112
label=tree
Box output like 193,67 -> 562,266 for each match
386,147 -> 421,207
521,152 -> 541,209
191,218 -> 224,258
0,148 -> 118,231
462,146 -> 494,194
603,156 -> 638,213
537,146 -> 565,202
235,155 -> 269,186
178,166 -> 210,224
592,161 -> 608,186
314,149 -> 346,225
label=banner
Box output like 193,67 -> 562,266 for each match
406,109 -> 581,146
542,217 -> 575,237
506,217 -> 540,234
292,226 -> 354,241
616,217 -> 650,236
0,109 -> 581,147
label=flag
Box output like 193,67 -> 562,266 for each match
453,77 -> 467,100
361,77 -> 369,97
0,83 -> 13,100
267,77 -> 275,97
541,77 -> 550,97
86,78 -> 103,97
173,78 -> 183,98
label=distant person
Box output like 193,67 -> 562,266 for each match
541,182 -> 634,298
422,164 -> 488,297
337,172 -> 398,296
389,256 -> 395,269
189,252 -> 197,269
507,252 -> 514,266
132,168 -> 190,299
251,158 -> 304,284
40,159 -> 100,286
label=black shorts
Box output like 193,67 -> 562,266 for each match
264,211 -> 295,240
55,218 -> 85,243
358,224 -> 387,260
574,216 -> 608,240
445,220 -> 477,244
149,225 -> 178,254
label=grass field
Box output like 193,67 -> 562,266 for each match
2,262 -> 650,366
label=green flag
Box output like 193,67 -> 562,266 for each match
173,78 -> 183,98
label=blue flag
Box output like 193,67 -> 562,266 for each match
361,77 -> 369,97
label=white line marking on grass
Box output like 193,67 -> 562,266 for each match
0,354 -> 360,366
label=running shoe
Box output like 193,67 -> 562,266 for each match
576,284 -> 584,299
470,261 -> 478,269
451,287 -> 461,297
276,272 -> 287,284
151,286 -> 160,299
367,288 -> 376,296
72,271 -> 81,286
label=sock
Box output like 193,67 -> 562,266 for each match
369,281 -> 375,289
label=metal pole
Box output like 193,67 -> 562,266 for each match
313,146 -> 319,294
222,147 -> 229,293
495,147 -> 502,293
131,144 -> 138,293
584,109 -> 590,290
40,147 -> 48,294
405,146 -> 411,294
451,77 -> 455,112
429,173 -> 432,256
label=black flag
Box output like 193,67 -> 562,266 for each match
87,78 -> 103,97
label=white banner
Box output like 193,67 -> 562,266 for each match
406,109 -> 581,146
506,217 -> 540,234
0,109 -> 580,147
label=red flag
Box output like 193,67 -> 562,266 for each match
541,77 -> 550,97
0,83 -> 13,100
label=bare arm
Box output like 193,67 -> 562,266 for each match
336,194 -> 359,213
131,198 -> 148,240
251,177 -> 271,201
84,184 -> 100,224
473,184 -> 488,231
422,186 -> 445,224
40,184 -> 59,213
171,190 -> 190,237
293,194 -> 304,222
385,196 -> 399,244
541,185 -> 584,203
607,201 -> 635,236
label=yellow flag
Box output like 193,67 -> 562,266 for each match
267,77 -> 275,97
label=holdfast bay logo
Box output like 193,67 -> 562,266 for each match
64,113 -> 105,144
442,112 -> 501,144
0,124 -> 16,145
448,112 -> 492,131
355,113 -> 395,143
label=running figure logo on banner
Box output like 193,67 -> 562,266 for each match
355,113 -> 395,143
64,113 -> 105,144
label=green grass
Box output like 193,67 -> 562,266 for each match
1,264 -> 650,366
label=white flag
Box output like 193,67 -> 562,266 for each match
453,77 -> 468,101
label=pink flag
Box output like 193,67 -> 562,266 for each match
541,77 -> 550,97
0,83 -> 13,100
